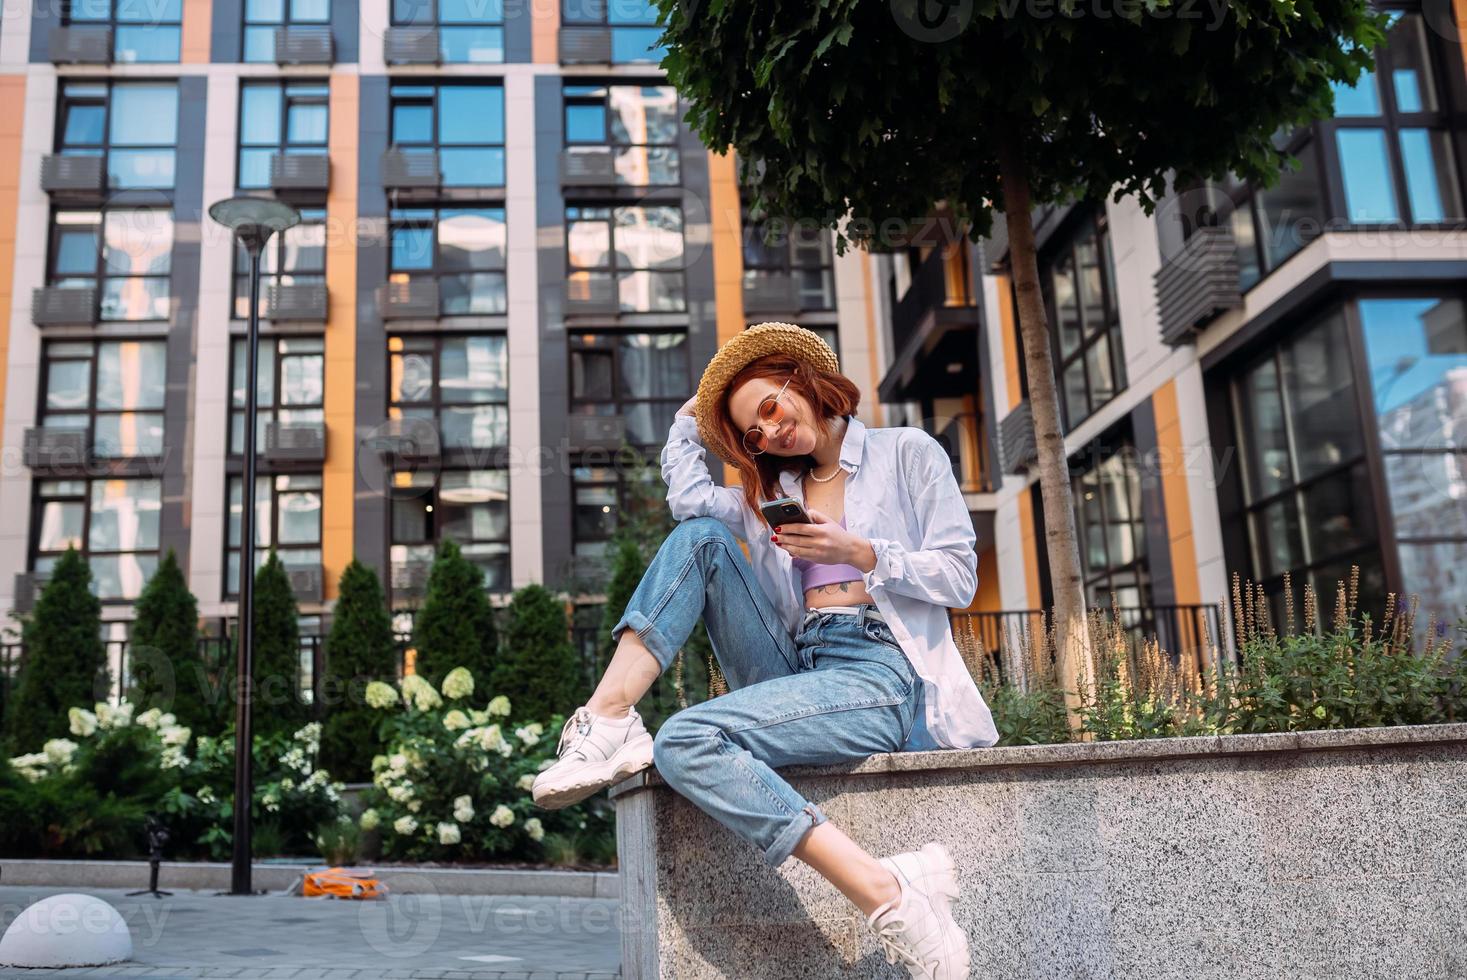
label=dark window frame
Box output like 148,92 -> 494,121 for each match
235,79 -> 330,190
243,0 -> 332,63
1038,210 -> 1126,432
567,328 -> 691,449
45,206 -> 175,322
387,205 -> 508,316
37,337 -> 167,460
563,81 -> 682,186
388,82 -> 506,189
29,476 -> 164,603
230,206 -> 328,320
223,472 -> 325,599
387,332 -> 510,457
740,208 -> 836,312
63,0 -> 183,63
54,79 -> 180,193
564,202 -> 688,313
227,334 -> 327,457
388,468 -> 513,597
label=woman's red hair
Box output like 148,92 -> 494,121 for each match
712,354 -> 861,526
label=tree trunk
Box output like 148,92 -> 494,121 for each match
995,127 -> 1094,722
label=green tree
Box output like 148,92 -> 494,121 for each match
491,584 -> 583,719
321,560 -> 398,780
413,539 -> 498,687
251,551 -> 309,738
654,0 -> 1381,709
128,550 -> 216,733
6,548 -> 106,749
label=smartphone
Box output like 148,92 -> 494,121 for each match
760,496 -> 811,527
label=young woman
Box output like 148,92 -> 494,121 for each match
533,323 -> 997,980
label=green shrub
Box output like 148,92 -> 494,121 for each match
413,540 -> 498,687
5,548 -> 106,749
129,550 -> 218,734
492,585 -> 583,721
321,560 -> 398,781
252,551 -> 310,738
358,669 -> 614,864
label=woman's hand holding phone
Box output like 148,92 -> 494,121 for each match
771,509 -> 877,571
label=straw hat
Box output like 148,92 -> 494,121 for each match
692,321 -> 840,467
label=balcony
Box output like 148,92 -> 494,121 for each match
23,427 -> 91,469
274,25 -> 334,64
32,286 -> 97,326
12,572 -> 52,615
1154,225 -> 1244,346
364,416 -> 441,463
266,282 -> 329,322
877,247 -> 982,403
381,148 -> 441,198
998,400 -> 1036,475
286,565 -> 324,604
379,279 -> 439,320
930,412 -> 994,493
384,27 -> 440,64
565,276 -> 618,315
741,272 -> 801,315
49,26 -> 112,64
567,415 -> 627,452
265,421 -> 327,463
269,153 -> 330,194
560,26 -> 612,64
391,560 -> 433,599
40,155 -> 106,200
561,147 -> 616,187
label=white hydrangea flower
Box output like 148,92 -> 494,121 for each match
359,808 -> 381,831
524,817 -> 545,842
7,753 -> 49,782
437,821 -> 461,845
261,790 -> 280,812
441,667 -> 474,700
469,709 -> 490,726
387,783 -> 415,803
68,707 -> 98,737
388,753 -> 409,774
365,681 -> 399,710
516,773 -> 536,792
370,754 -> 389,773
160,725 -> 192,749
95,702 -> 133,730
280,777 -> 295,791
498,740 -> 514,758
393,815 -> 418,836
475,725 -> 505,753
42,739 -> 78,766
514,724 -> 542,747
198,786 -> 216,805
442,709 -> 471,732
489,804 -> 515,828
401,675 -> 442,712
452,795 -> 474,823
160,746 -> 190,770
134,707 -> 163,729
487,695 -> 511,717
293,722 -> 322,752
407,799 -> 422,813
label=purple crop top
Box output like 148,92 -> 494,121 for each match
790,516 -> 865,591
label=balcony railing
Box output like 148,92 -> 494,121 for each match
566,414 -> 627,451
891,247 -> 976,357
274,25 -> 334,64
560,25 -> 612,64
49,26 -> 112,64
384,26 -> 440,64
265,421 -> 327,463
270,153 -> 330,193
931,411 -> 994,493
364,416 -> 442,462
741,272 -> 802,314
381,148 -> 441,191
23,427 -> 91,469
266,282 -> 329,321
40,155 -> 106,199
379,278 -> 440,319
1154,226 -> 1243,346
998,400 -> 1036,475
561,147 -> 617,186
32,286 -> 97,326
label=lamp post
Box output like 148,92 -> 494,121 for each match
207,196 -> 301,896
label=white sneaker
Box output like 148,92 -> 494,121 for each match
866,842 -> 970,980
531,705 -> 654,809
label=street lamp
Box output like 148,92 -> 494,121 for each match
207,196 -> 302,896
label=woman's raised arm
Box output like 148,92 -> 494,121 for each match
659,400 -> 749,540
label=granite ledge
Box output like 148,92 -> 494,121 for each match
608,721 -> 1467,800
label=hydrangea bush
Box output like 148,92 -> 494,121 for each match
359,667 -> 614,863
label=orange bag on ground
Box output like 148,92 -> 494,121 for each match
301,867 -> 388,899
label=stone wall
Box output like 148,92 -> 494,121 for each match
610,724 -> 1467,979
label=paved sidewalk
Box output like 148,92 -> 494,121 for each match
0,887 -> 621,979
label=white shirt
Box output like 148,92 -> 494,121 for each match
660,413 -> 1000,751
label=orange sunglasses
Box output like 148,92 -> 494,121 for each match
741,375 -> 794,456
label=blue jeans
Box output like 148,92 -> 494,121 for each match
611,517 -> 921,869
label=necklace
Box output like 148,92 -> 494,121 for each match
808,462 -> 842,483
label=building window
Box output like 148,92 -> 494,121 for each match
391,470 -> 510,595
40,340 -> 166,458
232,207 -> 326,319
562,0 -> 664,63
244,0 -> 331,62
65,0 -> 181,62
392,0 -> 503,63
389,83 -> 505,187
1327,11 -> 1464,225
570,331 -> 690,448
237,82 -> 329,190
741,214 -> 836,311
229,337 -> 325,455
1224,309 -> 1385,607
566,205 -> 686,313
226,475 -> 323,596
389,334 -> 508,452
572,464 -> 661,559
389,207 -> 507,315
564,84 -> 680,186
1071,437 -> 1150,611
57,81 -> 178,190
1041,213 -> 1125,431
1358,296 -> 1467,622
33,478 -> 162,601
47,209 -> 174,321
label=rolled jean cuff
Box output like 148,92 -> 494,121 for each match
763,801 -> 828,869
610,610 -> 678,671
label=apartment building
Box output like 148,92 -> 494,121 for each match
877,6 -> 1467,646
0,2 -> 892,644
